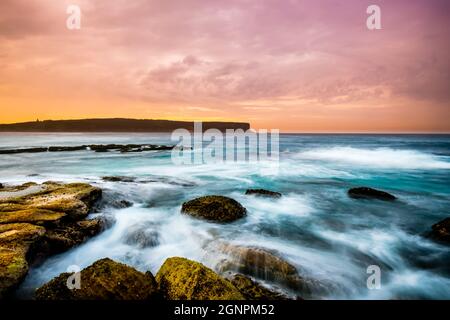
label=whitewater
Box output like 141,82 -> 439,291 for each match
0,133 -> 449,299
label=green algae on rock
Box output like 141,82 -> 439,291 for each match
181,195 -> 246,222
0,182 -> 102,298
0,223 -> 46,298
156,257 -> 244,300
36,258 -> 159,300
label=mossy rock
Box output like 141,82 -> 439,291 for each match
0,182 -> 103,298
36,258 -> 159,300
0,223 -> 46,298
230,274 -> 289,300
156,257 -> 244,300
181,196 -> 246,222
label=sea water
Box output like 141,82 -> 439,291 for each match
0,133 -> 449,299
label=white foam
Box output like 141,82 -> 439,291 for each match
295,147 -> 450,169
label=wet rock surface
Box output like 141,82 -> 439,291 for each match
431,217 -> 450,243
216,244 -> 303,290
0,144 -> 175,155
36,258 -> 159,300
229,274 -> 290,300
181,195 -> 247,222
245,189 -> 282,198
0,182 -> 102,298
348,187 -> 397,201
156,257 -> 244,300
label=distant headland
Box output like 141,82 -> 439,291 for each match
0,118 -> 250,132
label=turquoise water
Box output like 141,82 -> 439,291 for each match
1,133 -> 449,299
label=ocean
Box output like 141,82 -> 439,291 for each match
1,133 -> 449,299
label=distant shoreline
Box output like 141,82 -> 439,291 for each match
0,118 -> 250,132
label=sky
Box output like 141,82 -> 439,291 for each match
0,0 -> 449,132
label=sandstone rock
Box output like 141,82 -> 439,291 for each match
245,189 -> 282,198
181,196 -> 246,222
0,223 -> 45,298
156,257 -> 244,300
348,187 -> 396,201
36,258 -> 159,300
0,182 -> 102,298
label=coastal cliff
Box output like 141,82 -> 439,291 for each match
0,118 -> 250,132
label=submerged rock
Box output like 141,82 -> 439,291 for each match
181,196 -> 247,222
102,176 -> 136,183
156,257 -> 244,300
348,187 -> 397,201
431,217 -> 450,243
216,244 -> 303,291
114,200 -> 133,208
0,182 -> 102,298
36,258 -> 159,300
123,223 -> 159,248
229,274 -> 289,300
245,189 -> 282,198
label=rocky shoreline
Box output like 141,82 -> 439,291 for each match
0,144 -> 179,154
0,182 -> 448,300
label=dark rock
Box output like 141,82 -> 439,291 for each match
230,274 -> 289,300
431,217 -> 450,243
48,146 -> 87,152
123,224 -> 159,248
0,183 -> 3,189
0,147 -> 48,154
102,176 -> 136,183
348,187 -> 397,201
181,195 -> 247,222
36,258 -> 159,300
114,200 -> 133,208
245,189 -> 282,198
156,257 -> 244,300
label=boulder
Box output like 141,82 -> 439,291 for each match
431,217 -> 450,243
36,258 -> 159,300
229,274 -> 289,300
156,257 -> 244,300
245,189 -> 282,198
348,187 -> 396,201
216,244 -> 303,290
181,196 -> 246,222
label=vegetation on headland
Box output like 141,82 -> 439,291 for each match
0,118 -> 250,132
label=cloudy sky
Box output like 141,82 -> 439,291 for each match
0,0 -> 449,132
